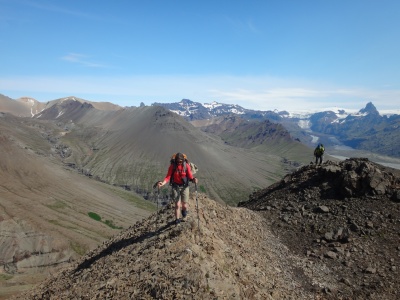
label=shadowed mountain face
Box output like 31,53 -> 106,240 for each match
192,115 -> 293,148
14,158 -> 400,300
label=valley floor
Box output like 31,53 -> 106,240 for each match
327,147 -> 400,170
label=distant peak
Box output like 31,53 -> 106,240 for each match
359,102 -> 378,115
179,99 -> 194,104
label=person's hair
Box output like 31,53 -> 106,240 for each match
175,152 -> 184,162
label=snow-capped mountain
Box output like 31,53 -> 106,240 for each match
152,99 -> 400,158
153,99 -> 398,123
152,99 -> 282,121
153,99 -> 245,117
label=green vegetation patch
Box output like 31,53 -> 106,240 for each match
104,219 -> 123,229
88,212 -> 123,229
198,185 -> 206,193
88,211 -> 101,221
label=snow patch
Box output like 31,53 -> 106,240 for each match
56,111 -> 64,118
204,101 -> 222,109
298,120 -> 311,129
310,135 -> 319,143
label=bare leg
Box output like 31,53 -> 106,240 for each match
175,200 -> 182,219
182,201 -> 189,212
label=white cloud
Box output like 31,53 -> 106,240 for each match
1,74 -> 399,112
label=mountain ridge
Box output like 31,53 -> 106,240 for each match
152,99 -> 400,159
12,158 -> 400,300
2,93 -> 399,158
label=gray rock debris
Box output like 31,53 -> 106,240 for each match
240,158 -> 400,299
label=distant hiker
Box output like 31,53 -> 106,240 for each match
314,143 -> 325,165
157,153 -> 198,224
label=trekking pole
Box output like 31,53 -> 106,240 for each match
156,186 -> 159,229
153,182 -> 161,231
195,182 -> 200,234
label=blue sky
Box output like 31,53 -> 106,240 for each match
1,0 -> 400,112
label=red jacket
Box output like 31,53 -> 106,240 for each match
163,162 -> 194,185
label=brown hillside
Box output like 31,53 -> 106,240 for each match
0,95 -> 121,119
0,113 -> 153,299
0,94 -> 34,117
37,96 -> 122,113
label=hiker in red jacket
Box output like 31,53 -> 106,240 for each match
158,153 -> 198,224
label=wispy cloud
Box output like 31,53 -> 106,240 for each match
25,1 -> 99,20
21,0 -> 125,24
222,15 -> 260,34
61,53 -> 108,68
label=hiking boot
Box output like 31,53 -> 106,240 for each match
181,210 -> 188,221
175,219 -> 181,225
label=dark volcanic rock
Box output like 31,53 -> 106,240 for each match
239,158 -> 400,299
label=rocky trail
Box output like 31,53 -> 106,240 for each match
14,194 -> 321,299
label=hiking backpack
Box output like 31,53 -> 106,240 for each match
170,153 -> 198,186
315,144 -> 325,156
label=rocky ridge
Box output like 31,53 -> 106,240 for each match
240,158 -> 400,299
15,194 -> 327,300
12,158 -> 400,299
